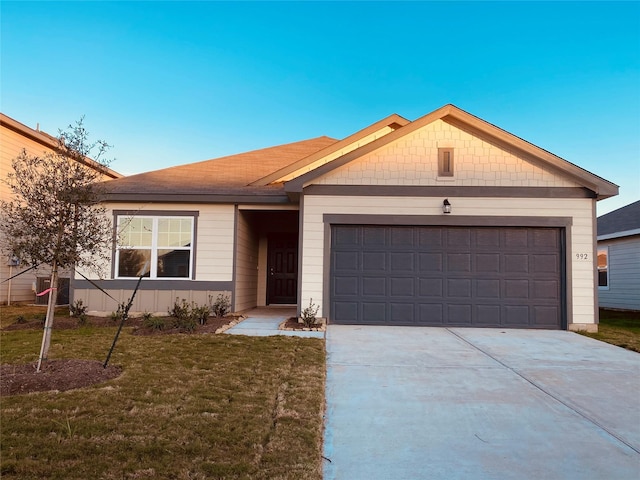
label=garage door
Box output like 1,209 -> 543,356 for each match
330,225 -> 563,328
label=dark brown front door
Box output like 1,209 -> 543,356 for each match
267,233 -> 298,305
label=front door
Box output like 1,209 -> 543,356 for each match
267,233 -> 298,305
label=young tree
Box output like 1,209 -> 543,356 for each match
0,118 -> 114,371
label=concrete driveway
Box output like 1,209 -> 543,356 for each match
323,326 -> 640,479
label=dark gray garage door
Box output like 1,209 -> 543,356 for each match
330,225 -> 563,328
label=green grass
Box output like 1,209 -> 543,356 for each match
579,309 -> 640,352
1,314 -> 326,479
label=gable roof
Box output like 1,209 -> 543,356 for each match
597,200 -> 640,240
102,104 -> 619,204
103,136 -> 337,203
284,104 -> 618,200
0,113 -> 122,179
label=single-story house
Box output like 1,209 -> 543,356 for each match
0,113 -> 121,305
73,104 -> 618,331
597,200 -> 640,311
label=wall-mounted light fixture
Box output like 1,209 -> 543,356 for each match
443,198 -> 452,214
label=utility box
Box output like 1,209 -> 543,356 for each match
35,277 -> 70,305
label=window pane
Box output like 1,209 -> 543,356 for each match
158,218 -> 192,247
598,270 -> 608,287
157,249 -> 190,278
119,218 -> 153,247
118,249 -> 151,277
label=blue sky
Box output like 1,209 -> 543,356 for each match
1,1 -> 638,215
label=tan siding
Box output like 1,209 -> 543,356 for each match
74,202 -> 235,313
301,195 -> 596,326
234,210 -> 259,312
312,120 -> 580,188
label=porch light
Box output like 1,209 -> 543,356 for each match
443,199 -> 452,214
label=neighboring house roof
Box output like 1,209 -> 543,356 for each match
597,200 -> 640,240
102,104 -> 619,204
0,113 -> 122,179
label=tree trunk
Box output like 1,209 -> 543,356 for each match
36,263 -> 58,372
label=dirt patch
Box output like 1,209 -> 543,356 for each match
0,359 -> 122,397
3,315 -> 144,331
131,316 -> 240,335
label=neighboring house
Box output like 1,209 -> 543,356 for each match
74,104 -> 618,331
597,200 -> 640,311
0,113 -> 122,305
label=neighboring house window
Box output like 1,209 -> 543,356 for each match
438,148 -> 454,177
115,215 -> 194,279
597,247 -> 608,289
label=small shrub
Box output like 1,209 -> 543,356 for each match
173,316 -> 197,333
211,294 -> 231,318
168,298 -> 190,320
300,298 -> 320,328
193,305 -> 211,325
143,315 -> 166,331
142,311 -> 154,322
15,315 -> 27,324
110,303 -> 126,322
69,299 -> 88,318
76,313 -> 88,326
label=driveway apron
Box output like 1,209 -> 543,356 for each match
323,326 -> 640,480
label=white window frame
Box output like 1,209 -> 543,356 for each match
597,246 -> 609,290
115,214 -> 195,280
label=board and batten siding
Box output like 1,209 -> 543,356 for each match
73,202 -> 235,315
234,209 -> 259,312
598,236 -> 640,311
300,196 -> 596,329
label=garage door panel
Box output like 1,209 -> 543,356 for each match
418,228 -> 443,247
533,280 -> 559,299
390,277 -> 415,296
418,253 -> 443,272
334,226 -> 359,246
476,254 -> 500,273
330,225 -> 562,329
362,277 -> 385,295
447,253 -> 471,272
418,303 -> 444,324
362,302 -> 386,323
476,279 -> 500,298
532,254 -> 560,273
334,302 -> 358,323
476,305 -> 501,326
335,276 -> 359,295
390,252 -> 415,271
505,254 -> 529,273
362,252 -> 386,271
448,279 -> 472,298
448,304 -> 472,325
391,227 -> 414,246
335,251 -> 359,271
504,305 -> 530,326
390,303 -> 415,323
505,280 -> 530,299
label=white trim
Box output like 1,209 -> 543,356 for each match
597,228 -> 640,241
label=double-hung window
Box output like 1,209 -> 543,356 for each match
115,214 -> 195,279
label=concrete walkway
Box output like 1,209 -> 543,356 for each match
324,326 -> 640,480
224,307 -> 324,339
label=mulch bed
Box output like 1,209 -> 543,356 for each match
0,359 -> 122,397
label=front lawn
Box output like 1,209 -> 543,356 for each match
579,308 -> 640,353
0,308 -> 326,479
